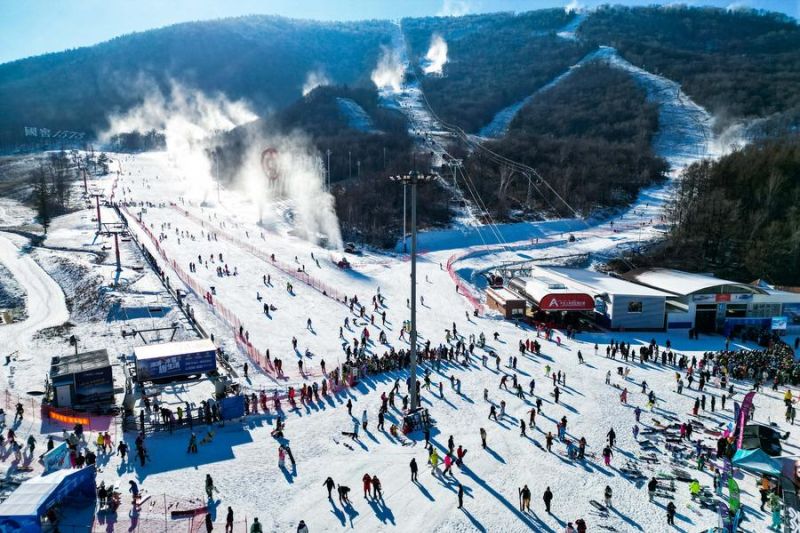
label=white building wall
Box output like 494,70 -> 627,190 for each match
609,295 -> 666,330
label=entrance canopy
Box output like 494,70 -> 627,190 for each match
0,466 -> 96,532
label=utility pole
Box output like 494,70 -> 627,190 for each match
348,151 -> 352,179
383,147 -> 387,170
390,170 -> 435,411
326,149 -> 332,191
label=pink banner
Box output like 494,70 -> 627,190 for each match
737,391 -> 756,449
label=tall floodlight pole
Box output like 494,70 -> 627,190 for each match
214,151 -> 220,203
390,170 -> 435,411
403,184 -> 407,253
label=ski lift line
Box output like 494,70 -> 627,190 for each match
455,165 -> 509,248
406,66 -> 587,226
402,71 -> 563,249
444,157 -> 502,249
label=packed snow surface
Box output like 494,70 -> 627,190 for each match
1,151 -> 771,532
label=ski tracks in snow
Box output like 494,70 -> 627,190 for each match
0,233 -> 69,362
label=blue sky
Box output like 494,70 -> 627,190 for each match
0,0 -> 796,64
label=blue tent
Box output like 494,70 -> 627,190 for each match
0,466 -> 96,532
732,448 -> 781,476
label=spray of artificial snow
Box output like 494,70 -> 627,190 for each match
103,81 -> 255,202
302,69 -> 330,97
371,45 -> 405,93
234,127 -> 343,248
564,0 -> 583,13
103,80 -> 343,248
422,34 -> 448,76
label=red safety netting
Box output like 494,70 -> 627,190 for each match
173,205 -> 351,306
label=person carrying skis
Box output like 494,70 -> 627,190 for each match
519,485 -> 531,511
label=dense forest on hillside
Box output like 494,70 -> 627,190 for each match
0,16 -> 394,145
402,10 -> 591,133
614,136 -> 800,285
463,63 -> 667,219
216,86 -> 451,247
580,6 -> 800,123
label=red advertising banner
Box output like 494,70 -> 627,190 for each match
538,293 -> 595,311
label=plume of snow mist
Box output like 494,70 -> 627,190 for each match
302,68 -> 330,97
565,0 -> 583,13
371,45 -> 405,93
102,81 -> 342,248
437,0 -> 471,17
234,129 -> 343,249
422,34 -> 448,76
102,80 -> 256,202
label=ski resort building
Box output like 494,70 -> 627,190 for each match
133,338 -> 217,383
485,286 -> 527,319
49,349 -> 114,409
509,266 -> 669,330
623,268 -> 800,334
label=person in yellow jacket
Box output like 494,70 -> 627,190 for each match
429,448 -> 439,474
689,479 -> 701,499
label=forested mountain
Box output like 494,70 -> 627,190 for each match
402,10 -> 591,133
2,5 -> 799,253
463,63 -> 667,218
0,16 -> 394,145
615,135 -> 800,285
579,6 -> 800,123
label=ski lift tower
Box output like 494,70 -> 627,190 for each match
91,192 -> 104,234
99,221 -> 128,273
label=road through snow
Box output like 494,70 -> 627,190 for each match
0,233 -> 69,361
